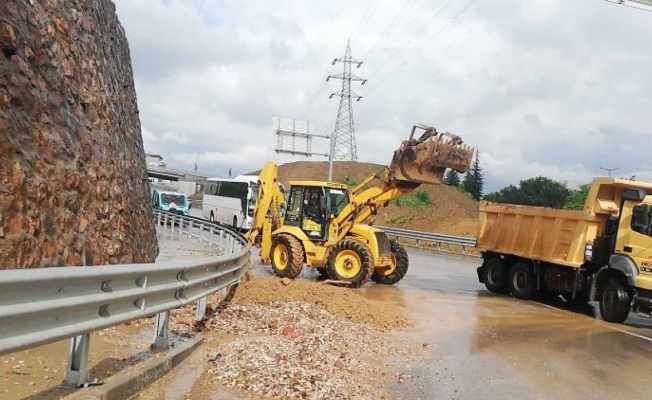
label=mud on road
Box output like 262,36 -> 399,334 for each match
132,275 -> 426,400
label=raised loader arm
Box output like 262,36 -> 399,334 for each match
246,163 -> 285,261
328,124 -> 474,241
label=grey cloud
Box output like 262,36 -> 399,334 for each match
116,0 -> 651,192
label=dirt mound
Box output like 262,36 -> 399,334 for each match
232,277 -> 411,331
278,161 -> 479,237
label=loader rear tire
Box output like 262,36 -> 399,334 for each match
271,234 -> 304,279
372,240 -> 409,285
326,240 -> 374,288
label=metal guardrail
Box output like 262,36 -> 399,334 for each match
0,209 -> 250,387
378,225 -> 477,252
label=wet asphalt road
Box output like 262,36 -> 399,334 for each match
362,248 -> 652,400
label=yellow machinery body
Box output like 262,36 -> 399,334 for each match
476,178 -> 652,324
247,124 -> 475,287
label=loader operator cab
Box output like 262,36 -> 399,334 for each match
283,182 -> 350,240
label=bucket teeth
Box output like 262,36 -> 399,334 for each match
388,124 -> 474,185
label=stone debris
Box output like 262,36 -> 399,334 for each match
205,301 -> 418,399
128,277 -> 423,399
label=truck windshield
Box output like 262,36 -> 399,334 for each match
161,194 -> 186,206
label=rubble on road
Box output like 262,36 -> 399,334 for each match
128,276 -> 423,399
206,301 -> 418,399
232,277 -> 412,331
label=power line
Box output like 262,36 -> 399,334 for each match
364,0 -> 476,95
365,0 -> 458,82
361,0 -> 418,60
349,0 -> 382,44
303,63 -> 339,117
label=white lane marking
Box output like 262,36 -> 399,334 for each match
602,324 -> 652,343
538,302 -> 652,343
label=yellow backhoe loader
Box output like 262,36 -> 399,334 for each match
246,124 -> 475,287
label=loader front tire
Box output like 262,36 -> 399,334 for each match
271,234 -> 304,279
372,240 -> 409,285
326,240 -> 374,288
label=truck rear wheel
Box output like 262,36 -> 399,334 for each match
599,278 -> 631,323
483,258 -> 509,293
271,234 -> 304,279
372,240 -> 409,285
326,240 -> 374,288
508,262 -> 537,300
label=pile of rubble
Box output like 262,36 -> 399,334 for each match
231,277 -> 413,331
128,276 -> 422,399
206,301 -> 418,399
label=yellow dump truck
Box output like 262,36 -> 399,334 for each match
475,178 -> 652,323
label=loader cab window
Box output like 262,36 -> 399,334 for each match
301,187 -> 326,239
284,186 -> 327,239
284,187 -> 304,226
326,188 -> 349,216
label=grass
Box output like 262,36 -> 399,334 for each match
394,190 -> 432,209
340,176 -> 360,187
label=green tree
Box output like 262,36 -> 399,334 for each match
564,184 -> 590,210
484,176 -> 571,209
444,169 -> 461,187
462,153 -> 483,201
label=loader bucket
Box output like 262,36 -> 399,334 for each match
388,124 -> 474,185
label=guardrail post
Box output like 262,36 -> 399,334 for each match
152,311 -> 170,349
64,333 -> 90,388
195,296 -> 207,321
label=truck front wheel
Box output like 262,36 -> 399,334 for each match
483,258 -> 509,294
508,262 -> 537,300
599,278 -> 631,323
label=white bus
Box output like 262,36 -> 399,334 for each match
202,176 -> 257,230
202,175 -> 286,230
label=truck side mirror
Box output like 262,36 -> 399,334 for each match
623,188 -> 647,202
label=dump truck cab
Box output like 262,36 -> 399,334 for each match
598,188 -> 652,318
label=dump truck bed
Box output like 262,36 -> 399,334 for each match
476,203 -> 607,268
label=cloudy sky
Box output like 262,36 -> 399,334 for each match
113,0 -> 652,193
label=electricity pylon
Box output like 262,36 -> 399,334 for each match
326,40 -> 367,181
